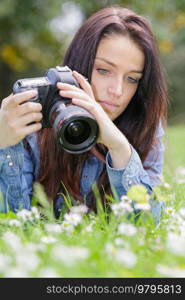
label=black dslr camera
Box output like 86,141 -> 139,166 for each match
13,66 -> 99,154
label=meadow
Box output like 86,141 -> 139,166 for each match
0,125 -> 185,278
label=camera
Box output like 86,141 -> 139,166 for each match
13,66 -> 99,154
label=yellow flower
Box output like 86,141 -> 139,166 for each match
127,185 -> 149,204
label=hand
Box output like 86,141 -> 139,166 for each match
57,71 -> 128,151
0,90 -> 43,149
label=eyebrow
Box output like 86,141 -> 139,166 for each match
95,57 -> 143,74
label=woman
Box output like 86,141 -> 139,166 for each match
0,6 -> 167,223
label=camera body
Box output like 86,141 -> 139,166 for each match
13,66 -> 99,154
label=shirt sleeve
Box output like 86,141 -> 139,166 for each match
143,125 -> 165,186
0,142 -> 33,213
106,145 -> 152,198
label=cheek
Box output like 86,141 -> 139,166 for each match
125,85 -> 138,102
91,82 -> 98,100
91,76 -> 105,99
119,87 -> 137,110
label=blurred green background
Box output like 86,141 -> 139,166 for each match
0,0 -> 185,124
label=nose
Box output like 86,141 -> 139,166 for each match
108,79 -> 123,98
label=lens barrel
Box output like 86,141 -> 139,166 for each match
50,103 -> 98,154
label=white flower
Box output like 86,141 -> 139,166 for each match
114,249 -> 137,268
41,236 -> 57,244
114,238 -> 124,246
162,182 -> 171,189
175,166 -> 185,184
44,223 -> 62,234
83,224 -> 93,233
61,221 -> 74,233
179,207 -> 185,219
114,238 -> 130,249
0,254 -> 12,271
39,268 -> 60,278
167,232 -> 185,256
15,250 -> 40,272
35,244 -> 46,252
120,195 -> 132,203
5,266 -> 29,277
17,209 -> 34,222
5,268 -> 28,277
105,243 -> 116,255
165,206 -> 176,216
31,206 -> 40,219
105,243 -> 137,268
64,212 -> 82,226
70,205 -> 88,215
8,219 -> 21,227
118,223 -> 137,236
25,243 -> 40,252
52,245 -> 89,266
134,203 -> 150,211
3,231 -> 22,252
157,264 -> 185,277
111,202 -> 133,216
89,214 -> 96,221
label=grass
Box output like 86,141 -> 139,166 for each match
164,125 -> 185,181
0,125 -> 185,278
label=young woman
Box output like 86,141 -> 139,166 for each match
0,6 -> 167,223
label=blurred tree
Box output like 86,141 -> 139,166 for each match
0,0 -> 185,122
0,0 -> 67,97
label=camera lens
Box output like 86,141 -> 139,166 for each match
67,121 -> 84,137
50,101 -> 98,154
65,120 -> 91,145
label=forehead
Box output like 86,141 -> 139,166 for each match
95,35 -> 145,72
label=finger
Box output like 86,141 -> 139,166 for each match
57,82 -> 81,92
21,122 -> 42,136
72,97 -> 106,123
2,90 -> 38,109
72,71 -> 95,99
72,98 -> 102,121
59,90 -> 91,102
17,101 -> 42,117
18,112 -> 43,126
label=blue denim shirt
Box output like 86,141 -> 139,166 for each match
0,126 -> 165,223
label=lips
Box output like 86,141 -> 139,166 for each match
98,101 -> 118,112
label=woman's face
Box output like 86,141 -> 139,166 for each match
91,34 -> 145,120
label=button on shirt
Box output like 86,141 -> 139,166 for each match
0,125 -> 165,224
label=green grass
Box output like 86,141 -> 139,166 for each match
0,125 -> 185,278
164,125 -> 185,181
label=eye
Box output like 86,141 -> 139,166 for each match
96,68 -> 109,75
127,76 -> 139,84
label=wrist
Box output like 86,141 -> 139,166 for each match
108,134 -> 130,152
109,139 -> 132,169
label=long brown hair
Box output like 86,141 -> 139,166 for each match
37,6 -> 167,210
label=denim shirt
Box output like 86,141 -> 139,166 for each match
0,126 -> 165,223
